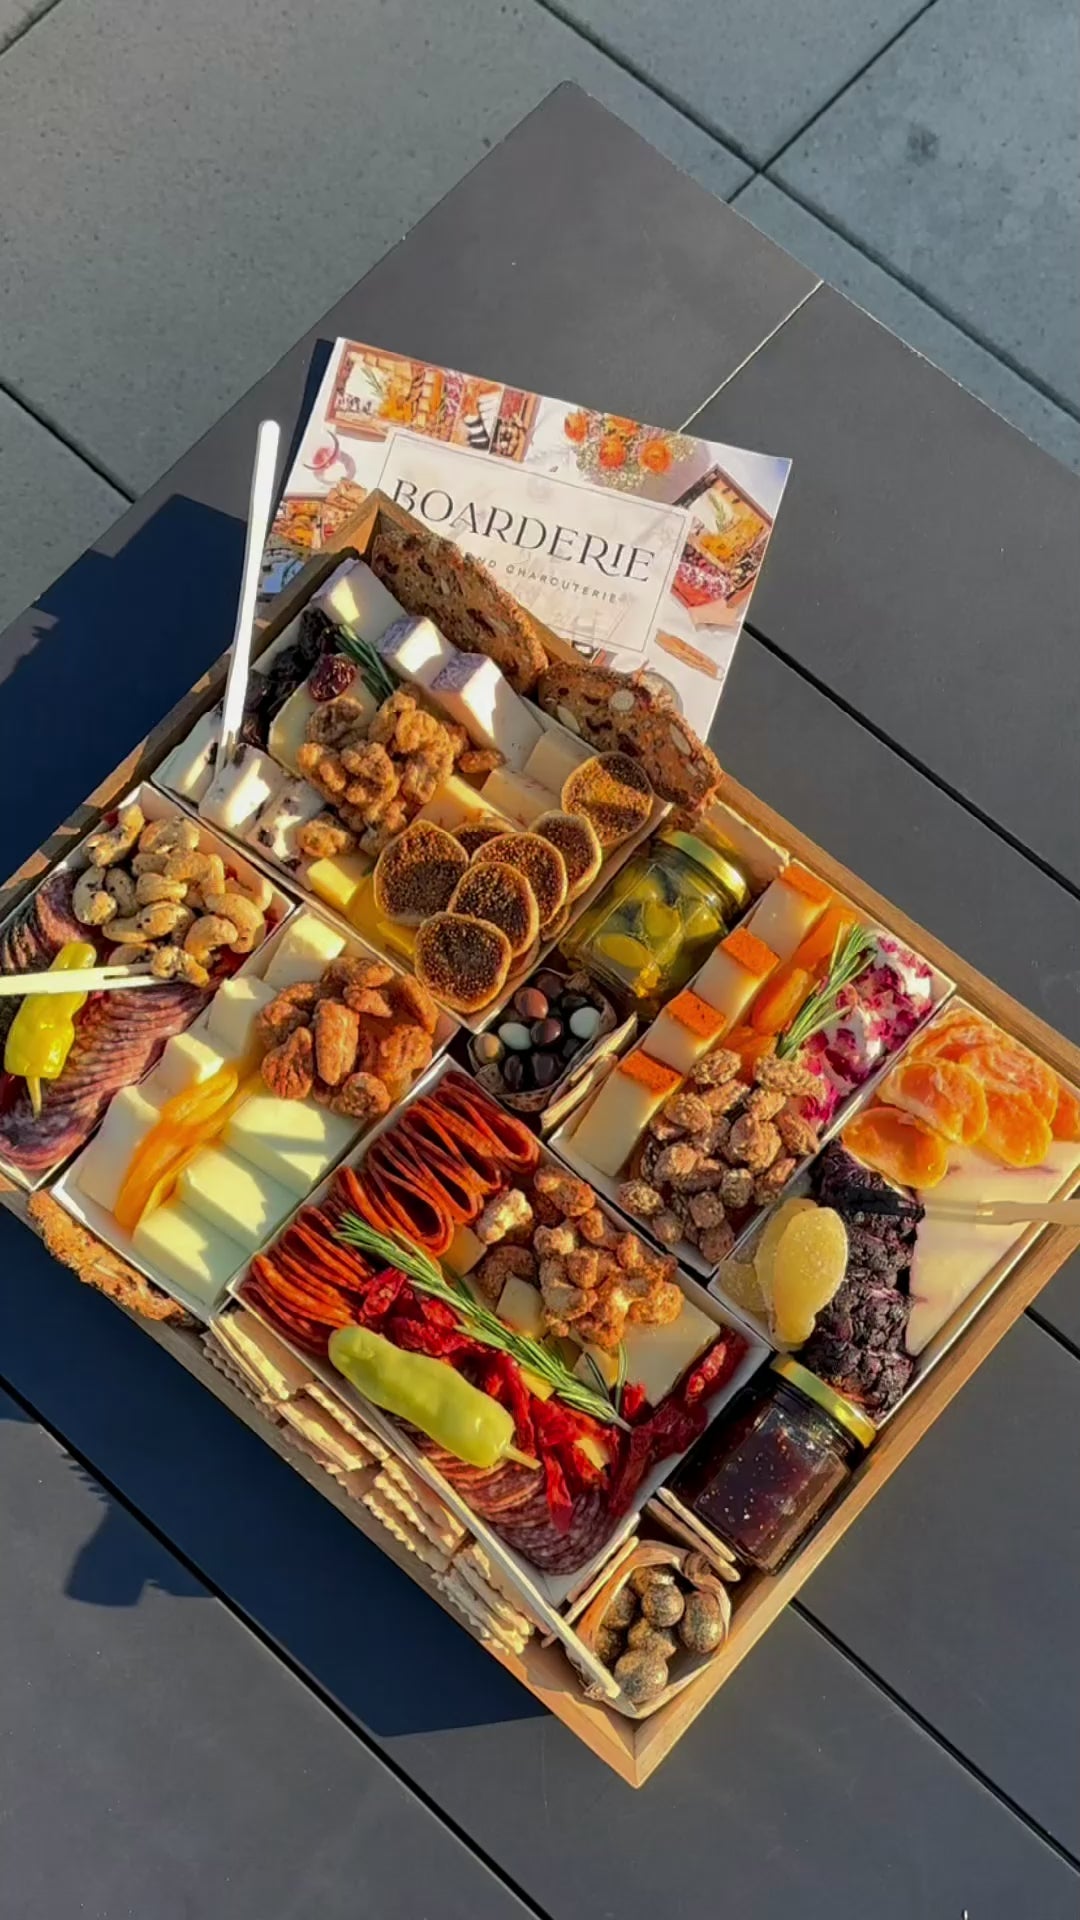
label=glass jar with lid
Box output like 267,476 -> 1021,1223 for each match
669,1356 -> 876,1574
561,829 -> 750,1017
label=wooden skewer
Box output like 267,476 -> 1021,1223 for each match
216,417 -> 282,769
0,966 -> 159,998
922,1197 -> 1080,1228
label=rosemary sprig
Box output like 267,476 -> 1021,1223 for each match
336,1214 -> 629,1429
337,625 -> 396,705
776,924 -> 876,1058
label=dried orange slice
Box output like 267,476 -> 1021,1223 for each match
881,1058 -> 987,1146
726,1025 -> 776,1081
960,1041 -> 1058,1121
910,1009 -> 995,1062
749,965 -> 814,1035
842,1105 -> 949,1190
1051,1080 -> 1080,1142
980,1087 -> 1052,1168
790,904 -> 856,976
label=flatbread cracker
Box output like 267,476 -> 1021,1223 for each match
379,1459 -> 467,1542
374,1472 -> 465,1554
361,1487 -> 450,1575
209,1309 -> 313,1400
306,1382 -> 392,1461
279,1397 -> 376,1474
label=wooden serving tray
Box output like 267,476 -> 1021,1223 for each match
2,494 -> 1078,1786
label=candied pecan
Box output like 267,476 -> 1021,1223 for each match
747,1086 -> 786,1121
612,1232 -> 648,1273
398,751 -> 445,810
646,1112 -> 683,1144
342,985 -> 393,1019
754,1053 -> 822,1097
296,813 -> 358,861
473,1243 -> 536,1304
701,1079 -> 745,1114
385,972 -> 439,1035
727,1113 -> 782,1172
674,1157 -> 728,1195
651,1209 -> 683,1247
256,982 -> 319,1046
532,1165 -> 596,1217
476,1188 -> 534,1245
457,747 -> 505,776
534,1224 -> 578,1259
340,740 -> 400,808
565,1246 -> 601,1290
312,998 -> 359,1086
718,1166 -> 755,1209
367,689 -> 418,747
306,694 -> 371,748
702,1117 -> 732,1158
297,742 -> 348,797
329,1071 -> 391,1124
374,1022 -> 432,1088
262,1026 -> 315,1100
690,1048 -> 741,1088
617,1179 -> 664,1220
665,1091 -> 714,1135
323,956 -> 395,995
442,721 -> 469,762
575,1206 -> 611,1246
653,1141 -> 699,1186
392,704 -> 445,754
775,1107 -> 821,1158
752,1157 -> 798,1206
627,1278 -> 683,1326
698,1220 -> 737,1265
688,1190 -> 729,1232
530,1189 -> 565,1228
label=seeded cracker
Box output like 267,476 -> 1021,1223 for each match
533,809 -> 602,896
561,752 -> 654,849
449,861 -> 540,957
373,821 -> 468,925
415,913 -> 513,1013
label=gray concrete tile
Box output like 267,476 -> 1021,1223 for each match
733,177 -> 1080,472
544,0 -> 928,159
774,0 -> 1080,410
0,0 -> 46,52
0,393 -> 124,629
0,2 -> 747,497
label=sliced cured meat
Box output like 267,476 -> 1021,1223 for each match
31,873 -> 88,951
433,1072 -> 539,1172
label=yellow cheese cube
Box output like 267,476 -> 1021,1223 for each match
746,864 -> 832,962
417,774 -> 509,834
694,927 -> 779,1027
133,1199 -> 242,1306
151,1032 -> 228,1098
225,1094 -> 357,1194
346,877 -> 416,961
306,851 -> 371,917
75,1085 -> 163,1213
445,1224 -> 486,1274
569,1051 -> 683,1179
263,912 -> 345,989
178,1145 -> 297,1251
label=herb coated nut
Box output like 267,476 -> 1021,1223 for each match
678,1590 -> 725,1656
626,1618 -> 678,1660
603,1585 -> 638,1632
641,1582 -> 686,1629
613,1648 -> 669,1705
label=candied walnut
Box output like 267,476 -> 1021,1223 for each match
385,972 -> 439,1035
373,1022 -> 432,1090
565,1246 -> 601,1290
474,1243 -> 536,1304
297,742 -> 348,797
442,721 -> 469,762
330,1071 -> 391,1125
674,1157 -> 728,1195
457,747 -> 504,776
619,1178 -> 664,1220
628,1278 -> 684,1327
538,1260 -> 592,1331
357,804 -> 412,856
296,813 -> 358,861
727,1113 -> 782,1172
534,1223 -> 578,1260
775,1107 -> 821,1158
342,987 -> 393,1019
392,704 -> 446,755
476,1188 -> 534,1246
309,1077 -> 334,1107
665,1091 -> 714,1135
651,1209 -> 683,1247
752,1157 -> 798,1206
323,956 -> 395,996
747,1086 -> 786,1121
688,1190 -> 728,1233
532,1164 -> 596,1218
576,1207 -> 611,1245
340,740 -> 400,807
398,751 -> 446,810
701,1079 -> 745,1115
256,982 -> 320,1046
653,1141 -> 699,1186
306,694 -> 371,748
691,1049 -> 741,1089
367,690 -> 417,747
754,1053 -> 823,1097
718,1167 -> 755,1209
611,1232 -> 647,1273
698,1220 -> 737,1265
262,1026 -> 315,1101
312,998 -> 360,1087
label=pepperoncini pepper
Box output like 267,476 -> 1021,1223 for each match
329,1325 -> 537,1470
3,940 -> 97,1116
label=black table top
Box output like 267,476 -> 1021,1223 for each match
2,83 -> 1078,1920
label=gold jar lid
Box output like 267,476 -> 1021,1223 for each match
770,1356 -> 878,1450
656,829 -> 750,910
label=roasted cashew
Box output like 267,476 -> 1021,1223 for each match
202,889 -> 265,954
73,865 -> 118,927
104,869 -> 137,916
165,905 -> 196,944
108,942 -> 156,968
139,817 -> 200,857
109,902 -> 192,943
236,872 -> 274,913
85,804 -> 145,869
150,945 -> 209,988
163,849 -> 226,896
135,872 -> 187,908
132,849 -> 168,877
183,914 -> 239,966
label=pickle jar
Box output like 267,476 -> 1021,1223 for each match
669,1357 -> 876,1574
561,829 -> 750,1016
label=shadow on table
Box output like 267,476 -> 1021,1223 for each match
0,1215 -> 545,1739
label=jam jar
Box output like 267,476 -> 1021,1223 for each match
561,830 -> 750,1017
670,1357 -> 876,1573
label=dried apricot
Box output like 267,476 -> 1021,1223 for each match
842,1105 -> 949,1190
726,1025 -> 776,1082
1051,1080 -> 1080,1142
881,1058 -> 988,1146
771,1205 -> 849,1347
749,965 -> 814,1036
789,904 -> 856,976
980,1087 -> 1052,1168
960,1040 -> 1058,1121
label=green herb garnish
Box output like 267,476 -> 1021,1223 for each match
776,924 -> 876,1058
336,1215 -> 629,1429
337,625 -> 396,705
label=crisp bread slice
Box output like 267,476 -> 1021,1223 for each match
208,1310 -> 313,1401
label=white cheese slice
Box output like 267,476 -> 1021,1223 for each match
74,1085 -> 163,1213
200,745 -> 284,836
314,559 -> 403,642
267,668 -> 376,775
497,1276 -> 544,1338
375,614 -> 453,689
151,1032 -> 229,1098
417,775 -> 509,834
262,913 -> 345,989
427,653 -> 542,770
134,1199 -> 242,1307
478,766 -> 555,825
206,976 -> 276,1057
178,1145 -> 296,1251
247,778 -> 325,873
621,1301 -> 717,1406
157,709 -> 221,804
569,1055 -> 683,1179
225,1094 -> 357,1194
524,727 -> 592,793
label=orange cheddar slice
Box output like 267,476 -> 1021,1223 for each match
747,863 -> 832,961
645,989 -> 728,1075
570,1050 -> 682,1179
694,925 -> 779,1029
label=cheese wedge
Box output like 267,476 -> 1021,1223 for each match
157,710 -> 220,804
225,1095 -> 357,1194
305,850 -> 371,917
428,653 -> 541,770
133,1199 -> 242,1307
206,976 -> 276,1057
445,1224 -> 486,1275
523,727 -> 592,793
645,990 -> 728,1075
248,778 -> 325,871
263,912 -> 345,989
314,559 -> 403,643
75,1085 -> 163,1213
570,1051 -> 683,1179
376,613 -> 453,689
200,744 -> 283,837
178,1145 -> 296,1251
478,766 -> 555,825
694,927 -> 779,1028
151,1032 -> 228,1098
497,1276 -> 544,1338
417,774 -> 509,834
747,864 -> 832,962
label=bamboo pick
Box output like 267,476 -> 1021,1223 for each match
922,1197 -> 1080,1227
216,418 -> 282,768
0,966 -> 159,998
